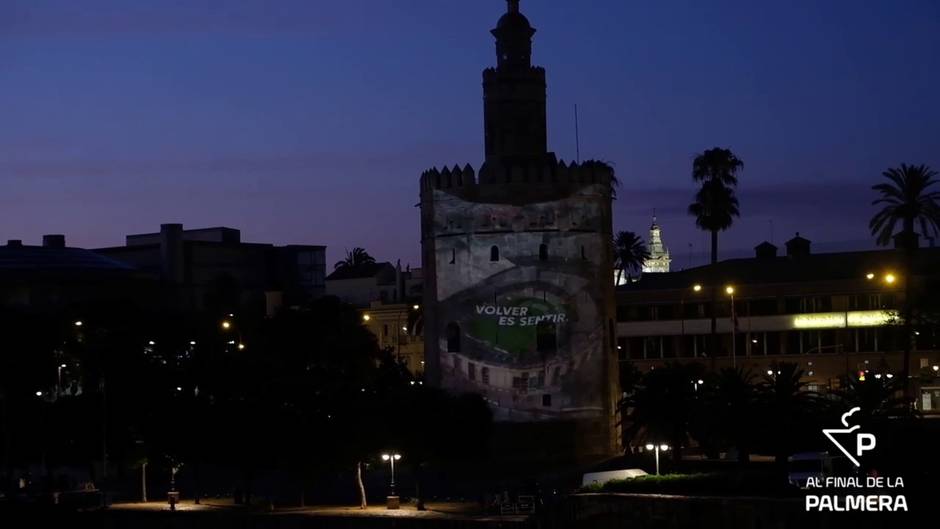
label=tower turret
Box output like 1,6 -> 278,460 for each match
483,0 -> 549,162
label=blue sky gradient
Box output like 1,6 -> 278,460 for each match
2,0 -> 938,267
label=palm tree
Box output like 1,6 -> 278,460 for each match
613,231 -> 649,285
693,147 -> 743,187
689,181 -> 741,266
620,362 -> 705,462
869,164 -> 940,400
757,363 -> 820,467
694,368 -> 757,465
334,247 -> 376,271
869,164 -> 940,247
690,147 -> 743,265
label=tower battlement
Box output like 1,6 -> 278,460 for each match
420,159 -> 615,198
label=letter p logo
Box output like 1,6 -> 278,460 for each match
856,433 -> 876,457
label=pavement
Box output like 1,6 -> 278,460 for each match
110,500 -> 531,522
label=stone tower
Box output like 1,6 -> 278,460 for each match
419,0 -> 618,456
642,216 -> 672,273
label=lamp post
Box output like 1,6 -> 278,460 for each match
381,453 -> 402,509
57,363 -> 66,395
644,443 -> 669,475
726,286 -> 736,368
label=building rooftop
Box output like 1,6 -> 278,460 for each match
0,241 -> 135,272
620,246 -> 940,293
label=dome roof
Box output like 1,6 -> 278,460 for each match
496,11 -> 532,31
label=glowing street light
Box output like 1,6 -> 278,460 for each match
726,285 -> 737,367
362,314 -> 371,322
413,304 -> 420,310
644,443 -> 669,475
221,320 -> 232,330
866,272 -> 875,280
237,343 -> 246,351
884,273 -> 896,285
73,320 -> 83,327
381,453 -> 402,509
692,284 -> 702,293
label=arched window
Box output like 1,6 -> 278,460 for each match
446,322 -> 461,353
539,244 -> 548,261
537,321 -> 557,354
490,245 -> 500,262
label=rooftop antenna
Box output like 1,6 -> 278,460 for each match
574,104 -> 581,163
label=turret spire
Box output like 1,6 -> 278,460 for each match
508,0 -> 520,14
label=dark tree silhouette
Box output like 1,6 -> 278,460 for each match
334,248 -> 377,271
692,368 -> 758,465
869,163 -> 940,400
620,362 -> 705,461
756,363 -> 821,468
613,231 -> 649,285
688,180 -> 740,266
869,164 -> 940,247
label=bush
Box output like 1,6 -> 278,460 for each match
580,472 -> 799,497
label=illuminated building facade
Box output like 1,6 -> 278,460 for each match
641,216 -> 671,274
617,235 -> 940,412
420,1 -> 618,453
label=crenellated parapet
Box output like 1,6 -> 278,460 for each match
419,158 -> 615,201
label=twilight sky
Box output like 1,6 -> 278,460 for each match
2,0 -> 939,268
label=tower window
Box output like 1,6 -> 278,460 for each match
446,322 -> 461,353
450,248 -> 456,264
542,394 -> 552,407
581,246 -> 587,260
490,246 -> 500,262
539,244 -> 548,261
481,367 -> 490,385
537,321 -> 557,354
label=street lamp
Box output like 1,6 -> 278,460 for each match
57,363 -> 67,393
381,453 -> 402,509
692,284 -> 702,293
221,320 -> 232,330
413,304 -> 420,310
644,443 -> 669,475
725,286 -> 737,368
363,314 -> 371,322
73,320 -> 83,327
884,273 -> 896,285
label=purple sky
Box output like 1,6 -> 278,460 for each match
2,0 -> 938,268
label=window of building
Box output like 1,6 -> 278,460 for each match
490,246 -> 500,262
542,394 -> 552,407
450,248 -> 456,264
468,362 -> 477,381
537,322 -> 557,355
748,298 -> 778,316
383,324 -> 388,337
539,244 -> 548,261
581,246 -> 587,260
446,322 -> 461,353
481,367 -> 490,385
453,356 -> 462,371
